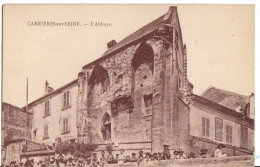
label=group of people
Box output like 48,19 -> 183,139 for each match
4,144 -> 229,167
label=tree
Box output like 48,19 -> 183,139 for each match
55,142 -> 97,158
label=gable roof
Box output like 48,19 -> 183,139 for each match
201,86 -> 249,111
24,6 -> 176,108
192,95 -> 254,125
82,13 -> 167,69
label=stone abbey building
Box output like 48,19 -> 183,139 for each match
19,6 -> 254,157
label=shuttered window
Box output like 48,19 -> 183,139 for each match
241,126 -> 248,148
202,118 -> 210,137
215,117 -> 223,141
44,101 -> 50,116
226,125 -> 232,144
44,124 -> 49,138
63,91 -> 70,108
62,117 -> 69,133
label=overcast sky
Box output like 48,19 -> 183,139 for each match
3,5 -> 254,107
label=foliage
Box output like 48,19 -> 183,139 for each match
55,142 -> 97,158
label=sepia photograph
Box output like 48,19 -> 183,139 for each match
1,4 -> 255,167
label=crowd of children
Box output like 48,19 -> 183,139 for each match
4,144 -> 229,167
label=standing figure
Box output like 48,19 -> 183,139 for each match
130,153 -> 138,162
98,151 -> 106,167
162,144 -> 171,160
215,144 -> 227,157
106,149 -> 117,164
138,151 -> 144,162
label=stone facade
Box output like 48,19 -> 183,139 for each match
75,6 -> 193,153
1,102 -> 32,165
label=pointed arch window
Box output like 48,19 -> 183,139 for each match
89,64 -> 110,94
101,113 -> 111,140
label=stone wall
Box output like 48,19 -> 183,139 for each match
78,40 -> 159,150
2,102 -> 31,145
76,7 -> 191,153
107,155 -> 254,167
2,141 -> 24,165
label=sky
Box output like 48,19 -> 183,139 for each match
2,4 -> 254,107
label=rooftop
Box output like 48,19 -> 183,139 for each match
201,86 -> 249,111
82,7 -> 176,69
192,94 -> 254,125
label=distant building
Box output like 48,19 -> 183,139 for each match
22,6 -> 254,157
189,87 -> 254,156
1,102 -> 32,164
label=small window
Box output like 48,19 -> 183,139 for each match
202,118 -> 210,137
143,94 -> 153,116
226,125 -> 232,144
44,101 -> 50,117
43,124 -> 49,139
62,117 -> 70,134
63,91 -> 70,108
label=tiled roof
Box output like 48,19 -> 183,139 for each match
201,86 -> 248,111
192,95 -> 254,125
82,14 -> 166,69
103,14 -> 165,56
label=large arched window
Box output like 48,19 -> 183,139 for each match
88,64 -> 110,94
132,42 -> 154,117
132,42 -> 154,73
101,113 -> 111,140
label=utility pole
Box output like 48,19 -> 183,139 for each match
26,77 -> 29,140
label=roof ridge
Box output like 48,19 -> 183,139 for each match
192,94 -> 254,125
103,14 -> 166,56
201,85 -> 248,98
82,12 -> 168,69
199,85 -> 214,96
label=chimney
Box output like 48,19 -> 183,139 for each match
45,80 -> 54,95
249,93 -> 255,119
45,80 -> 49,95
107,40 -> 117,49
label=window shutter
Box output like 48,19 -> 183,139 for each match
202,118 -> 205,137
69,90 -> 71,106
68,117 -> 70,132
207,119 -> 210,137
61,117 -> 64,133
63,92 -> 66,108
49,100 -> 51,116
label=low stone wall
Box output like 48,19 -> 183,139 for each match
107,155 -> 254,167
